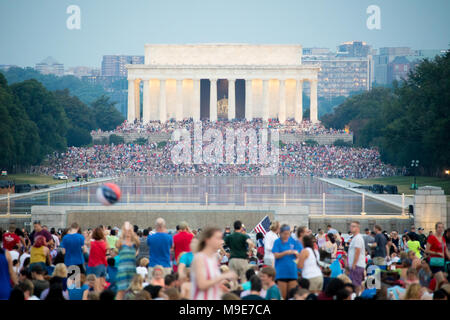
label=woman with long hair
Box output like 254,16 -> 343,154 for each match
324,233 -> 337,260
297,234 -> 323,293
87,227 -> 109,290
425,222 -> 449,274
40,263 -> 69,300
191,227 -> 237,300
403,283 -> 424,300
115,222 -> 140,300
124,274 -> 144,300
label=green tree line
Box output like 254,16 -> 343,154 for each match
2,67 -> 108,106
0,73 -> 124,172
321,50 -> 450,176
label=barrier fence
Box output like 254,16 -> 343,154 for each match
0,189 -> 406,216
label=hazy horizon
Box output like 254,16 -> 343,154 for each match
1,0 -> 449,68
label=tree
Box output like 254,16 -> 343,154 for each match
2,67 -> 108,106
53,89 -> 96,147
11,79 -> 68,156
53,89 -> 97,131
91,95 -> 125,131
0,73 -> 41,171
320,49 -> 450,176
67,127 -> 92,147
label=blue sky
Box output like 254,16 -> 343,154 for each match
1,0 -> 449,67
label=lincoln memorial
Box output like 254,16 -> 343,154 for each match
126,44 -> 320,123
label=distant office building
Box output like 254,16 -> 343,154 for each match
101,55 -> 144,77
337,41 -> 372,58
379,47 -> 413,56
82,75 -> 126,87
387,56 -> 410,83
374,47 -> 447,85
65,66 -> 99,78
35,56 -> 64,76
303,45 -> 372,99
302,48 -> 331,56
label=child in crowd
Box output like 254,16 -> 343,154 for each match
260,266 -> 281,300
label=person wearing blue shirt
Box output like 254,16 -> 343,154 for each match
61,223 -> 86,273
106,257 -> 118,293
272,224 -> 302,300
147,218 -> 173,278
67,274 -> 89,300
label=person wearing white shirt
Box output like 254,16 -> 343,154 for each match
263,222 -> 280,267
348,221 -> 366,295
19,251 -> 31,270
9,248 -> 20,262
136,257 -> 149,282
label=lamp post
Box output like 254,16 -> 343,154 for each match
411,160 -> 419,190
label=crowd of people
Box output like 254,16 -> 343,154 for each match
91,119 -> 349,136
1,219 -> 449,301
34,119 -> 396,179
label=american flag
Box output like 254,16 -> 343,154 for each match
252,216 -> 271,236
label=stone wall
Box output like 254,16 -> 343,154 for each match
280,133 -> 353,145
414,186 -> 447,233
91,132 -> 353,146
309,216 -> 414,233
144,44 -> 303,66
31,204 -> 309,231
92,132 -> 171,144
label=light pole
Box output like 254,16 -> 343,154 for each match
411,160 -> 419,190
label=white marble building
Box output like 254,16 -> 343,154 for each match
126,44 -> 320,123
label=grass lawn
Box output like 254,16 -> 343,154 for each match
345,176 -> 450,196
0,174 -> 67,186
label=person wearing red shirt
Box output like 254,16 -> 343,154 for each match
2,225 -> 21,251
173,221 -> 194,272
87,227 -> 109,290
425,222 -> 449,274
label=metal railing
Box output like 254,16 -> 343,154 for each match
0,190 -> 404,216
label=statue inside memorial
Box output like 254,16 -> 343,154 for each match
217,96 -> 228,119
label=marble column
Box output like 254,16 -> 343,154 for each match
175,79 -> 183,121
210,79 -> 217,122
279,79 -> 286,123
295,79 -> 303,123
310,79 -> 318,123
127,79 -> 135,122
159,79 -> 167,123
228,79 -> 236,120
142,80 -> 150,123
134,79 -> 141,121
193,79 -> 201,121
262,79 -> 269,121
245,79 -> 253,121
